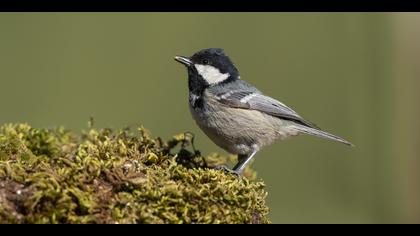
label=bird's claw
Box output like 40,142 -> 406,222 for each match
213,165 -> 241,176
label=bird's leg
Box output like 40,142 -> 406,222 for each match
232,150 -> 258,174
214,150 -> 258,176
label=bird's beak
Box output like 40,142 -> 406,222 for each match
174,55 -> 193,67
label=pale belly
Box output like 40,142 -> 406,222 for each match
189,94 -> 298,155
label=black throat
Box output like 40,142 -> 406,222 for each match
187,69 -> 207,109
188,68 -> 208,97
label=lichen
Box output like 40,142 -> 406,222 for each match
0,123 -> 269,224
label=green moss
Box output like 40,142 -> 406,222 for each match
0,123 -> 269,224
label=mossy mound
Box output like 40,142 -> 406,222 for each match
0,123 -> 269,224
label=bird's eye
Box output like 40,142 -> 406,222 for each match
202,59 -> 209,65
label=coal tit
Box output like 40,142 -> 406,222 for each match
174,48 -> 353,175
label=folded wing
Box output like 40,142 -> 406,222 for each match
214,90 -> 319,129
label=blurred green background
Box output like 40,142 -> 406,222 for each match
0,13 -> 419,223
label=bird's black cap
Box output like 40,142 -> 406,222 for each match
189,48 -> 239,77
175,48 -> 241,95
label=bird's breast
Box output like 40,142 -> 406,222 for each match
188,91 -> 296,154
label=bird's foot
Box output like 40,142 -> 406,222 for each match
213,165 -> 241,176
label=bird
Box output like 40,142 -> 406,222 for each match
174,48 -> 353,175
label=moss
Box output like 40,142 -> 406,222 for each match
0,123 -> 269,224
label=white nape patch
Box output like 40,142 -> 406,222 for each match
195,64 -> 230,84
240,93 -> 258,103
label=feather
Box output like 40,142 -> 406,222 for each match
211,88 -> 318,129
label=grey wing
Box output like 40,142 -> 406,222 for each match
214,90 -> 319,129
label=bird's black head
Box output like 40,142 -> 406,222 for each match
174,48 -> 240,95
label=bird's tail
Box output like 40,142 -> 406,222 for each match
292,125 -> 354,147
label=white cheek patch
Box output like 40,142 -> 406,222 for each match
194,64 -> 230,84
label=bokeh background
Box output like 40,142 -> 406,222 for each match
0,13 -> 419,223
